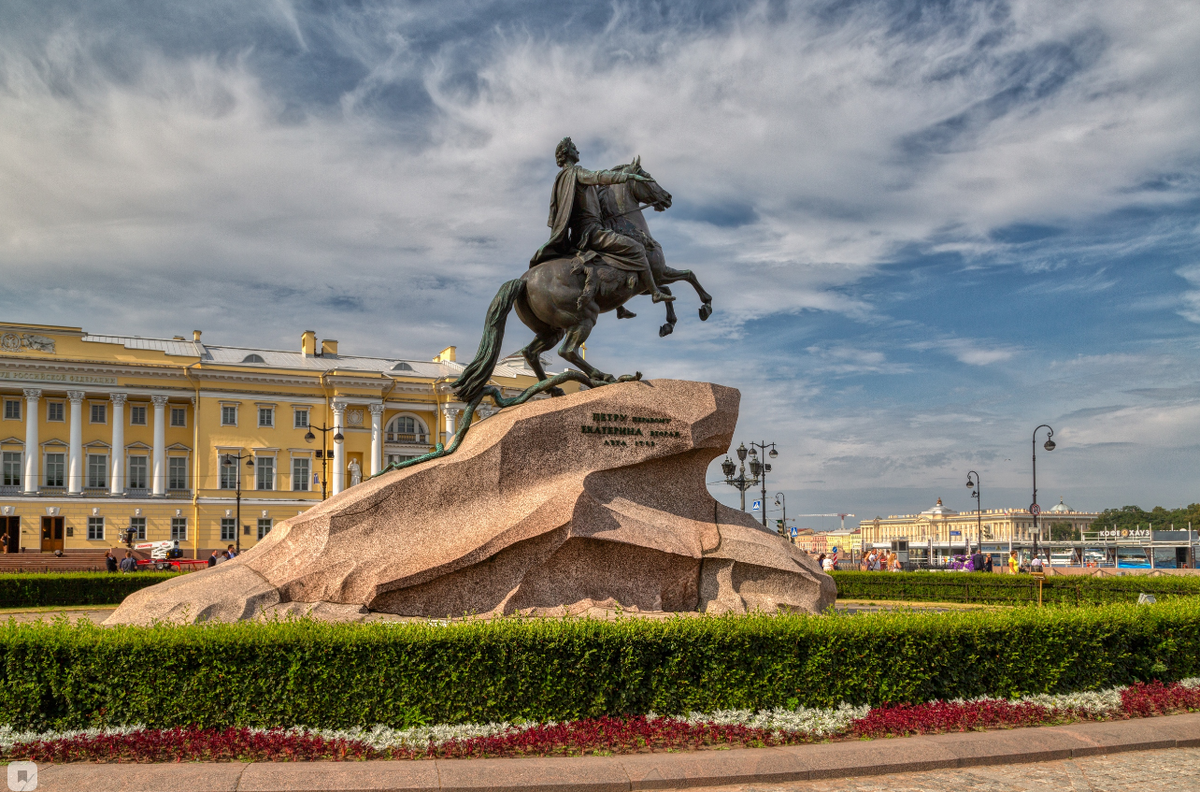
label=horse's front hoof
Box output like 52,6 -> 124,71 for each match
548,387 -> 566,397
699,303 -> 712,321
659,323 -> 674,338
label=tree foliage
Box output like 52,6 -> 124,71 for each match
1093,504 -> 1200,532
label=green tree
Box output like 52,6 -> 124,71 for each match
1092,504 -> 1200,533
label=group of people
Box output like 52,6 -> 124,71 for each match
104,549 -> 138,573
859,549 -> 903,572
207,545 -> 238,567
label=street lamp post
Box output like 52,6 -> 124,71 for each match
1031,425 -> 1056,563
774,492 -> 787,537
965,470 -> 982,559
747,441 -> 778,528
304,422 -> 344,500
221,451 -> 255,556
721,443 -> 759,513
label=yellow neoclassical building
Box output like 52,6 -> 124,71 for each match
858,497 -> 1100,550
0,321 -> 546,557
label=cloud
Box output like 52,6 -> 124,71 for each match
2,0 -> 1200,518
911,338 -> 1019,366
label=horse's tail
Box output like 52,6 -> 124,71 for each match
452,278 -> 526,403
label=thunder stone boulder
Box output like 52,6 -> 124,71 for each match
105,379 -> 835,625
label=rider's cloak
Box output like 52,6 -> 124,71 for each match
530,163 -> 642,271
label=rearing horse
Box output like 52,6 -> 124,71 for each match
453,157 -> 713,402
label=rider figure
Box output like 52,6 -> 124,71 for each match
531,137 -> 674,303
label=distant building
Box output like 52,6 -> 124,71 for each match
858,497 -> 1099,550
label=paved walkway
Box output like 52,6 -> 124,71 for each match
25,712 -> 1200,791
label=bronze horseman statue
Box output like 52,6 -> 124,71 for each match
453,137 -> 713,403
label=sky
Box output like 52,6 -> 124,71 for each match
1,0 -> 1198,527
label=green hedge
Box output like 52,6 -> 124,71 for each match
3,600 -> 1199,730
0,572 -> 179,609
832,570 -> 1200,605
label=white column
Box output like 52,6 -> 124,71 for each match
22,389 -> 40,494
151,395 -> 168,496
331,401 -> 345,495
445,407 -> 459,446
110,394 -> 127,496
67,391 -> 84,495
368,404 -> 384,476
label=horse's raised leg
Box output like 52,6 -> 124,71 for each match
519,330 -> 566,396
659,286 -> 677,337
657,267 -> 713,321
558,320 -> 612,383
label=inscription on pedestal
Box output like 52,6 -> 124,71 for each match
580,412 -> 681,448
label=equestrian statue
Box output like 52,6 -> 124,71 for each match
453,137 -> 713,403
373,137 -> 712,478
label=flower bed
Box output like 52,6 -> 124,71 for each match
5,680 -> 1199,763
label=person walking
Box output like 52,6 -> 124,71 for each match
104,549 -> 117,573
971,549 -> 985,573
1008,550 -> 1020,574
207,549 -> 221,568
226,544 -> 237,559
119,550 -> 137,573
985,553 -> 994,573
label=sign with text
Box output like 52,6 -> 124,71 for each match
0,370 -> 117,386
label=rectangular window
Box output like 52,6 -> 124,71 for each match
47,402 -> 64,422
258,407 -> 274,428
171,407 -> 187,427
255,456 -> 275,491
220,518 -> 236,542
221,405 -> 237,426
129,405 -> 147,425
90,403 -> 107,424
128,455 -> 148,489
2,451 -> 21,486
293,408 -> 309,428
87,516 -> 104,540
86,454 -> 107,488
257,517 -> 272,540
168,457 -> 188,490
130,516 -> 146,541
292,457 -> 310,491
45,453 -> 65,487
219,456 -> 238,489
3,400 -> 19,420
170,517 -> 187,541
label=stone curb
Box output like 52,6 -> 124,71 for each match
31,712 -> 1200,792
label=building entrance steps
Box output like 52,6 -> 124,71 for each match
25,710 -> 1200,791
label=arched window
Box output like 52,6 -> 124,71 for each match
241,354 -> 266,363
385,415 -> 427,444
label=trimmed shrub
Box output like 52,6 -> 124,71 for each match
832,570 -> 1200,605
2,599 -> 1199,730
0,573 -> 179,609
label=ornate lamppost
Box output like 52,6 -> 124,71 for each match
304,422 -> 344,500
720,442 -> 777,523
221,451 -> 255,556
1030,425 -> 1055,563
965,470 -> 982,559
720,443 -> 758,513
748,441 -> 778,529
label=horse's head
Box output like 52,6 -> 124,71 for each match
624,155 -> 672,211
